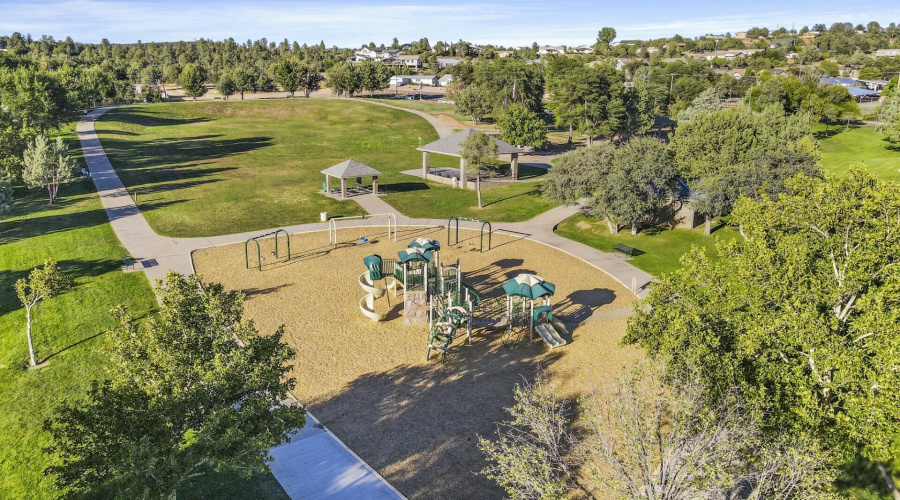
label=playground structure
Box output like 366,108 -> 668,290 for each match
357,254 -> 399,322
447,216 -> 491,252
329,213 -> 396,245
351,225 -> 566,363
245,229 -> 291,271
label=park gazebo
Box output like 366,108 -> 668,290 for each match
321,159 -> 382,199
417,128 -> 524,188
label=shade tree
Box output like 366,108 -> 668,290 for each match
44,273 -> 306,499
625,168 -> 900,496
22,134 -> 74,204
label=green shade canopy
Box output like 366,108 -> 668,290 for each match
398,247 -> 433,264
408,238 -> 441,252
502,273 -> 556,300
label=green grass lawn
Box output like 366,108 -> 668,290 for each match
0,178 -> 160,497
817,124 -> 900,180
555,214 -> 740,276
357,96 -> 472,124
95,99 -> 551,237
0,131 -> 287,498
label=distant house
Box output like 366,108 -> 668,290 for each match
437,57 -> 463,68
391,54 -> 422,69
875,48 -> 900,57
694,49 -> 761,61
569,45 -> 595,54
820,77 -> 861,87
769,38 -> 796,48
496,50 -> 514,58
438,74 -> 453,87
734,31 -> 748,39
389,75 -> 438,87
538,46 -> 565,55
353,47 -> 401,62
859,79 -> 889,91
645,46 -> 660,54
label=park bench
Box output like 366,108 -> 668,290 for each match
122,256 -> 137,272
613,243 -> 636,257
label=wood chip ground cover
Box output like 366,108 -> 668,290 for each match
192,227 -> 642,499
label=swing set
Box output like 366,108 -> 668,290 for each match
447,216 -> 492,252
245,229 -> 290,271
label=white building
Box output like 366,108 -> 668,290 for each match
438,74 -> 454,87
389,75 -> 438,87
569,45 -> 594,54
437,57 -> 463,68
875,48 -> 900,57
538,46 -> 565,55
353,47 -> 400,62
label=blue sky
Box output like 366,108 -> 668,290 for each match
2,0 -> 899,47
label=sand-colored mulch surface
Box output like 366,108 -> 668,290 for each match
192,226 -> 643,499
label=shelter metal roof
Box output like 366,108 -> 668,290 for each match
417,128 -> 524,156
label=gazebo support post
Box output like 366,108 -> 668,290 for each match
422,151 -> 430,179
325,175 -> 331,194
341,178 -> 347,199
372,176 -> 379,195
459,157 -> 467,189
510,153 -> 519,180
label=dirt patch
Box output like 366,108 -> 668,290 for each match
193,227 -> 641,499
576,220 -> 593,231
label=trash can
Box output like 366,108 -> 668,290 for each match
452,177 -> 458,188
320,212 -> 328,222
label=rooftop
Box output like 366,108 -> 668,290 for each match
321,159 -> 382,179
417,128 -> 524,157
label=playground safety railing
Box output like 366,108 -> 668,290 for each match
328,213 -> 396,245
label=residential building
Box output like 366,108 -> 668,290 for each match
391,54 -> 422,69
569,45 -> 595,54
438,74 -> 453,87
437,57 -> 463,68
693,49 -> 761,61
875,48 -> 900,57
538,46 -> 565,55
353,47 -> 400,62
496,50 -> 514,58
389,75 -> 438,87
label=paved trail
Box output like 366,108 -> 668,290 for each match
77,102 -> 651,499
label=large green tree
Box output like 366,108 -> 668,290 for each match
455,84 -> 493,124
22,134 -> 74,204
671,106 -> 821,234
179,63 -> 206,101
546,63 -> 625,146
273,59 -> 303,97
625,168 -> 900,496
44,273 -> 305,499
591,137 -> 677,235
497,103 -> 546,148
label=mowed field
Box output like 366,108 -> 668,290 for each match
818,125 -> 900,180
95,99 -> 552,238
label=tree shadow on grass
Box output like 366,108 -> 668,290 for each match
100,135 -> 273,172
481,187 -> 541,208
310,341 -> 565,500
382,182 -> 430,194
102,108 -> 212,129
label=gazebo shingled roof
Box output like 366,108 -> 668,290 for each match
321,159 -> 382,179
416,128 -> 524,157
